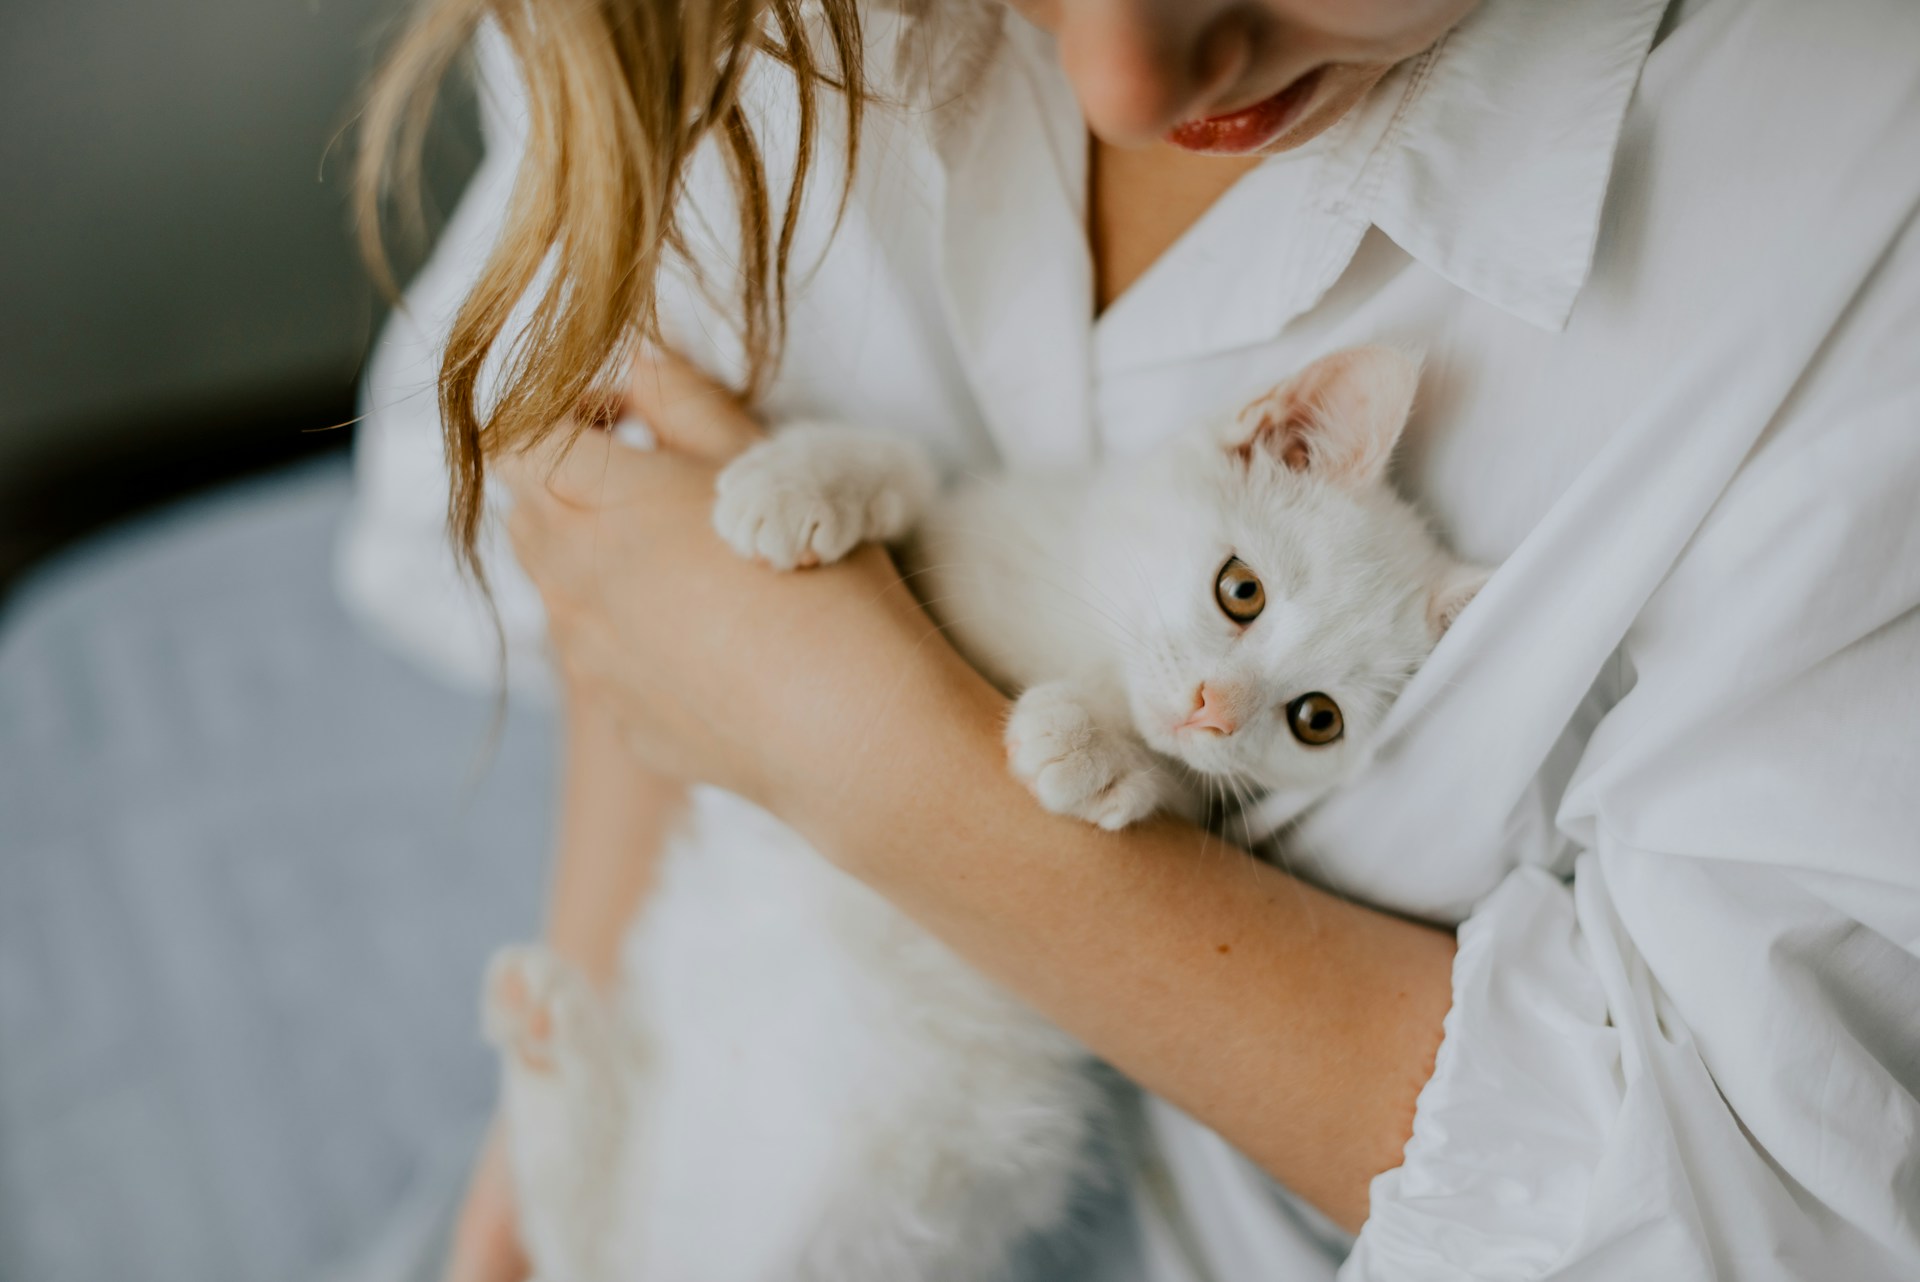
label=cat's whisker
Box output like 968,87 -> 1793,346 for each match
1209,770 -> 1269,895
1227,775 -> 1324,934
1198,768 -> 1227,864
1221,770 -> 1259,853
1119,547 -> 1176,648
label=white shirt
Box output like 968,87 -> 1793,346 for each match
338,0 -> 1920,1278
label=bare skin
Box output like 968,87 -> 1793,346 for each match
541,698 -> 687,990
443,2 -> 1487,1277
1091,141 -> 1260,310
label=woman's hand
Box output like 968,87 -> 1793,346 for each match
497,353 -> 983,835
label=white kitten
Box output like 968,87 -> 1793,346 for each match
487,346 -> 1486,1282
912,344 -> 1487,830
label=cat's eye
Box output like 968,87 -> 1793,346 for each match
1214,558 -> 1266,623
1286,693 -> 1344,746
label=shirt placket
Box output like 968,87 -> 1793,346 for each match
925,23 -> 1098,473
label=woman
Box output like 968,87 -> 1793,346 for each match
341,0 -> 1920,1278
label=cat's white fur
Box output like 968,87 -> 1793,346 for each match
485,347 -> 1486,1282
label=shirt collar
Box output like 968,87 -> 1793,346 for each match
1366,0 -> 1671,333
1090,0 -> 1674,376
1088,0 -> 1671,373
1121,0 -> 1674,370
898,0 -> 1669,450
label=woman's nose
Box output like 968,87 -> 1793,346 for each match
1054,0 -> 1255,144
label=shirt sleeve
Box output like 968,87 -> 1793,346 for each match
333,22 -> 556,696
1344,230 -> 1920,1280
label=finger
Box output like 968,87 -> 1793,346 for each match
502,497 -> 548,578
491,437 -> 549,500
507,423 -> 625,510
624,346 -> 765,464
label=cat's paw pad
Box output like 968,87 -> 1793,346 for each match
483,946 -> 599,1075
1005,686 -> 1166,830
713,425 -> 934,571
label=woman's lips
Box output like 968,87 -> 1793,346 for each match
1165,69 -> 1326,156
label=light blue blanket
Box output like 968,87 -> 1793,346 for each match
0,459 -> 554,1281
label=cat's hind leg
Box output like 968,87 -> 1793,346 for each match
712,423 -> 937,570
483,945 -> 636,1282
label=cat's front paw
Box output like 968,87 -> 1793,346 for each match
713,424 -> 935,571
1005,683 -> 1168,831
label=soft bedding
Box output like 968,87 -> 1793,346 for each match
0,458 -> 553,1282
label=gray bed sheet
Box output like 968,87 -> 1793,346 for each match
0,458 -> 555,1282
0,457 -> 1144,1282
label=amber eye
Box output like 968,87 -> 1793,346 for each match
1286,693 -> 1344,746
1214,558 -> 1266,623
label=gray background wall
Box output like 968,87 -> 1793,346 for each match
0,0 -> 477,583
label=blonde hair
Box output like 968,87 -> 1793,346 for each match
355,0 -> 866,579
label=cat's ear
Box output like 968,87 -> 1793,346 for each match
1225,346 -> 1422,485
1428,561 -> 1491,639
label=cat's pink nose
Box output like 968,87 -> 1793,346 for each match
1179,683 -> 1237,736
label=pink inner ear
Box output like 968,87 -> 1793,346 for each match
1428,562 -> 1492,638
1230,387 -> 1315,471
1229,346 -> 1421,485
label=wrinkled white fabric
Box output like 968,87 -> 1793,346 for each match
338,0 -> 1920,1278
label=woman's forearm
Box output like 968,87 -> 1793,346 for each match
543,692 -> 687,987
790,649 -> 1455,1233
